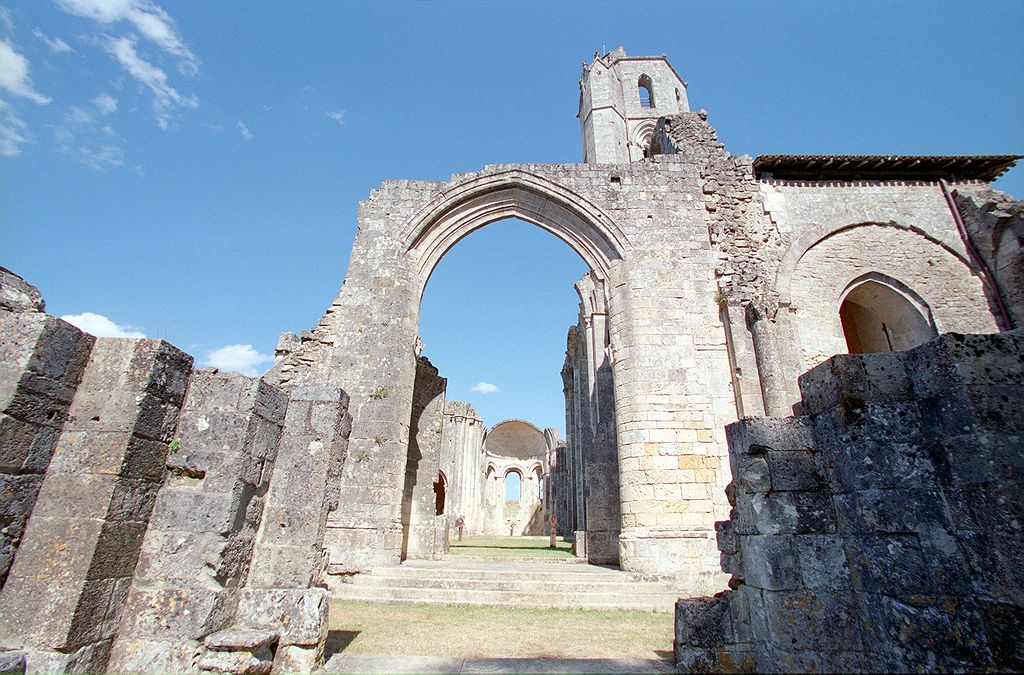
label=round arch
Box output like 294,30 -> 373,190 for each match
403,169 -> 630,294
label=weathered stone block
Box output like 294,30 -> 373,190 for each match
749,491 -> 834,535
794,534 -> 849,590
798,350 -> 911,416
857,592 -> 991,670
118,587 -> 231,639
740,535 -> 802,591
980,600 -> 1024,671
845,533 -> 931,596
235,588 -> 328,646
764,450 -> 820,491
762,589 -> 863,653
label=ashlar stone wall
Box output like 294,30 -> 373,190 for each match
674,330 -> 1024,673
266,156 -> 739,585
0,276 -> 352,675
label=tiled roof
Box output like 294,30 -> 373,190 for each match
753,154 -> 1021,182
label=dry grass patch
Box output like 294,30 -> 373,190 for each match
327,600 -> 674,661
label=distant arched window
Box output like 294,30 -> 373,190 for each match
638,75 -> 654,108
535,467 -> 544,500
505,469 -> 522,502
839,277 -> 936,354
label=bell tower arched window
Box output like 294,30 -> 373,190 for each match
638,75 -> 654,108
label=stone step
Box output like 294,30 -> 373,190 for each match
330,586 -> 679,613
443,554 -> 586,564
366,563 -> 634,582
336,575 -> 681,595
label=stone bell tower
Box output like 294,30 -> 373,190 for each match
578,47 -> 690,164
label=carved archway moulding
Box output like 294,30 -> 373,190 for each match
403,169 -> 631,292
773,221 -> 975,306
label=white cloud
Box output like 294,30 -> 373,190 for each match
61,312 -> 146,338
471,382 -> 499,394
52,104 -> 127,170
105,35 -> 196,129
0,40 -> 51,104
0,8 -> 12,36
94,92 -> 117,114
77,143 -> 124,170
237,120 -> 252,140
0,98 -> 28,156
33,29 -> 74,54
57,0 -> 198,74
203,344 -> 273,377
326,110 -> 345,125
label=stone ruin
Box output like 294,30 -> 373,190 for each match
675,330 -> 1023,672
1,47 -> 1022,673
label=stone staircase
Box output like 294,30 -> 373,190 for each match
328,558 -> 684,613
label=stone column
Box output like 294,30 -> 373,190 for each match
749,307 -> 802,417
238,385 -> 349,673
721,304 -> 765,418
0,313 -> 93,588
107,371 -> 288,673
0,338 -> 192,673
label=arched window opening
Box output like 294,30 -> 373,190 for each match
433,471 -> 447,516
839,279 -> 936,354
536,468 -> 544,501
505,469 -> 522,502
638,75 -> 654,108
675,88 -> 681,106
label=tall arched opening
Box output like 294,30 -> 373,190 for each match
839,277 -> 936,353
404,171 -> 629,563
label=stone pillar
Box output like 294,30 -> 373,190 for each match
0,313 -> 93,588
439,401 -> 484,537
749,307 -> 802,417
107,371 -> 288,673
721,304 -> 765,418
239,385 -> 349,673
400,357 -> 447,560
0,338 -> 192,673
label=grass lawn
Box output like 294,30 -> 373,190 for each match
327,600 -> 675,661
447,535 -> 574,558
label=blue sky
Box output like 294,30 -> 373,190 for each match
2,1 -> 1022,435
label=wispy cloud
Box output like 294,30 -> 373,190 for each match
237,120 -> 252,140
33,29 -> 73,54
57,0 -> 198,74
0,99 -> 28,156
326,110 -> 345,125
52,103 -> 126,170
0,40 -> 52,104
471,382 -> 499,394
105,35 -> 196,129
61,312 -> 145,338
203,344 -> 273,377
94,92 -> 117,114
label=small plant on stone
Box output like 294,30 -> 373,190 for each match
370,387 -> 390,400
356,450 -> 371,463
714,289 -> 729,308
167,439 -> 181,454
373,434 -> 387,446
